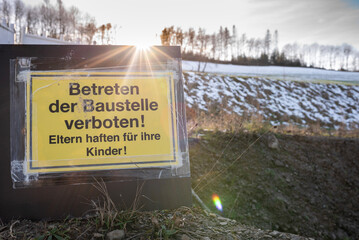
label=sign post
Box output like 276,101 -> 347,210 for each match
0,45 -> 191,221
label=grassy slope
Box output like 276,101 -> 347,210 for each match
189,131 -> 359,240
183,71 -> 359,130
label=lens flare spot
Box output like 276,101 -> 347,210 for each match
212,193 -> 223,211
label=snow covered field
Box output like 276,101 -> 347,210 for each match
183,71 -> 359,129
182,61 -> 359,84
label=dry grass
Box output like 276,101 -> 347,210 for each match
187,107 -> 359,138
90,178 -> 145,231
91,178 -> 118,230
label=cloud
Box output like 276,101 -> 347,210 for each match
245,0 -> 359,48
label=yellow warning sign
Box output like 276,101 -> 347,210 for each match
26,72 -> 179,173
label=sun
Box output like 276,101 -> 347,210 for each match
135,42 -> 151,50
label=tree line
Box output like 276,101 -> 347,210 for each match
0,0 -> 117,44
1,0 -> 358,71
160,26 -> 359,71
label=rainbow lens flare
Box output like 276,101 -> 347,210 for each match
212,194 -> 223,211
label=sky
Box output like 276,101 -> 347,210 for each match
29,0 -> 359,49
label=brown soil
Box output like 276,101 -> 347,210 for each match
1,131 -> 358,239
0,207 -> 312,240
190,131 -> 359,240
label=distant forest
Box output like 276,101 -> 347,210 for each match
0,0 -> 117,45
160,26 -> 359,72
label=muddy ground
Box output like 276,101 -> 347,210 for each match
1,131 -> 358,239
190,131 -> 359,240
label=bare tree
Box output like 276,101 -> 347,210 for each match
98,24 -> 105,44
231,25 -> 237,59
318,45 -> 328,68
196,28 -> 205,71
106,23 -> 112,44
111,24 -> 119,44
335,45 -> 343,70
218,26 -> 224,60
197,28 -> 206,56
247,38 -> 255,58
282,44 -> 292,61
160,26 -> 174,46
175,27 -> 184,46
264,29 -> 271,56
328,45 -> 336,69
352,52 -> 359,71
77,22 -> 85,43
25,5 -> 39,34
273,30 -> 278,51
188,28 -> 195,53
223,27 -> 230,60
254,38 -> 262,58
309,43 -> 319,67
40,0 -> 57,37
14,0 -> 24,29
342,43 -> 353,70
67,6 -> 80,41
83,14 -> 97,44
211,33 -> 217,60
2,0 -> 12,27
57,0 -> 67,36
14,0 -> 24,42
239,33 -> 247,56
182,30 -> 189,53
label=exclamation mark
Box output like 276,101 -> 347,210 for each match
124,146 -> 127,155
141,115 -> 145,127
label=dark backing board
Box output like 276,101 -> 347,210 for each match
0,45 -> 191,221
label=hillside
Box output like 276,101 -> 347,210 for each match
190,131 -> 359,240
185,62 -> 359,240
183,69 -> 359,130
